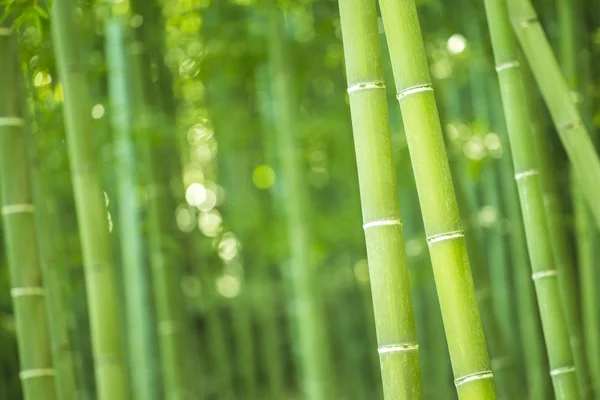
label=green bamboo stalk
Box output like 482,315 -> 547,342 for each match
27,60 -> 79,400
268,4 -> 335,399
338,0 -> 424,397
128,45 -> 190,400
506,0 -> 600,231
556,0 -> 597,395
0,26 -> 57,400
50,2 -> 130,399
105,16 -> 158,400
488,111 -> 552,400
377,0 -> 496,398
482,0 -> 581,397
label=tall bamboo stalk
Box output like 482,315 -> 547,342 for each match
105,16 -> 158,400
127,8 -> 189,400
50,2 -> 129,399
377,0 -> 496,398
482,0 -> 581,397
506,0 -> 600,231
0,25 -> 57,400
338,0 -> 424,397
268,4 -> 335,399
556,0 -> 597,395
27,59 -> 79,400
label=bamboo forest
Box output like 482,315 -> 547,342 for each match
1,0 -> 600,399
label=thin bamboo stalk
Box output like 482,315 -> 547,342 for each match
482,0 -> 581,397
268,4 -> 335,399
50,2 -> 130,398
506,0 -> 600,231
0,25 -> 57,400
127,17 -> 190,400
556,0 -> 597,395
377,0 -> 496,398
105,16 -> 158,400
338,0 -> 424,397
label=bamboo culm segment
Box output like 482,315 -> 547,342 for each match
506,0 -> 600,231
50,2 -> 130,399
482,0 -> 581,398
377,0 -> 496,398
105,17 -> 158,400
0,28 -> 58,400
338,0 -> 424,398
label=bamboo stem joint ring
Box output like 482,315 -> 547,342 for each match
0,117 -> 25,127
550,365 -> 576,377
531,269 -> 558,280
10,287 -> 45,297
377,343 -> 419,354
514,169 -> 539,181
396,84 -> 433,100
495,60 -> 520,72
347,82 -> 386,94
19,369 -> 55,380
2,204 -> 35,215
426,230 -> 465,246
362,218 -> 402,230
454,370 -> 494,387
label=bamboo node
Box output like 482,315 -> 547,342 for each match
0,117 -> 25,127
519,17 -> 539,28
19,368 -> 55,380
454,370 -> 494,387
514,169 -> 539,181
426,230 -> 464,246
495,60 -> 520,72
0,28 -> 11,36
362,218 -> 402,230
560,119 -> 582,133
377,343 -> 419,354
550,365 -> 576,377
10,287 -> 45,298
347,81 -> 386,94
158,320 -> 181,335
2,203 -> 35,216
531,269 -> 557,280
396,84 -> 433,100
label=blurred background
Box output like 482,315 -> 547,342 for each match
0,0 -> 599,399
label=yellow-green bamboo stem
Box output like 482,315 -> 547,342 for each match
338,0 -> 424,397
378,0 -> 497,398
0,25 -> 57,400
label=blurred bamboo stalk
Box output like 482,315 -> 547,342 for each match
50,1 -> 130,398
268,3 -> 335,399
105,15 -> 158,400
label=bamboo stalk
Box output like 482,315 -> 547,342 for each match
27,56 -> 79,400
338,0 -> 424,397
0,25 -> 57,400
105,16 -> 158,400
127,12 -> 190,400
482,0 -> 581,397
506,0 -> 600,231
268,4 -> 335,399
50,2 -> 130,398
377,0 -> 496,398
556,0 -> 597,395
